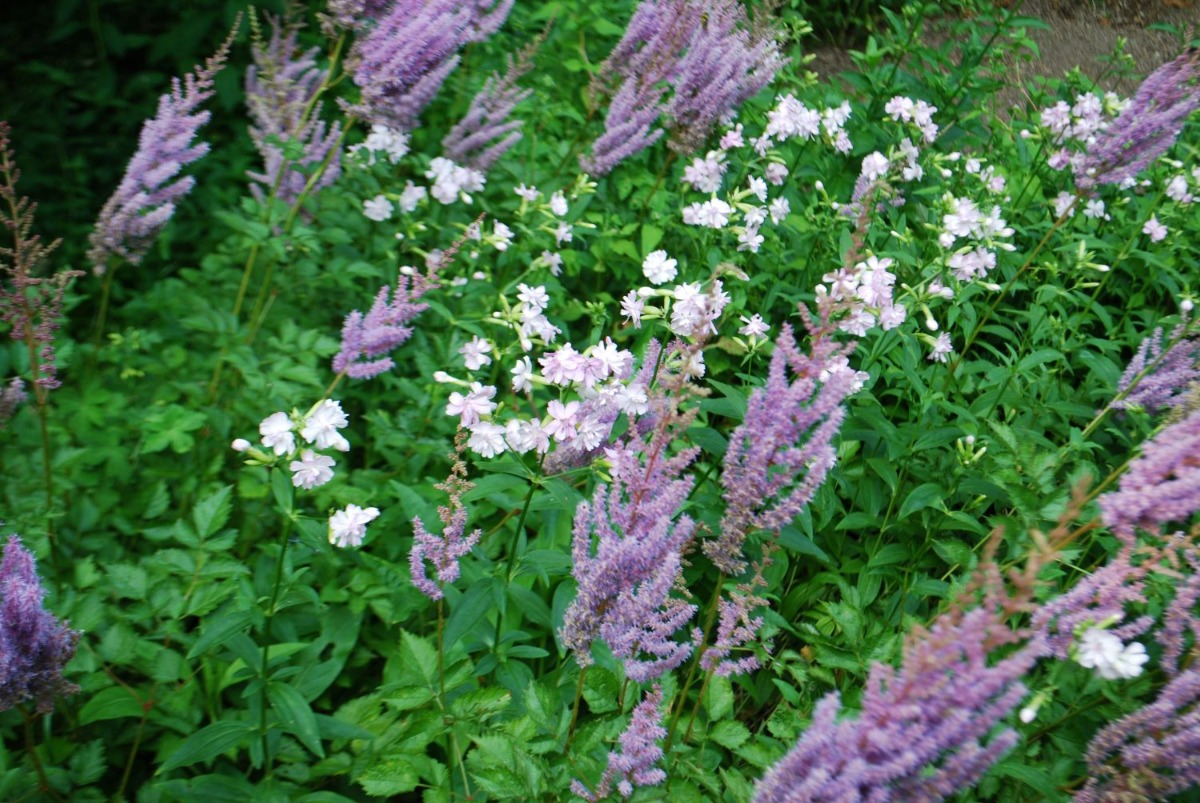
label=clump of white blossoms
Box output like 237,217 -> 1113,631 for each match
329,504 -> 380,549
235,399 -> 351,489
349,123 -> 410,165
1073,625 -> 1149,680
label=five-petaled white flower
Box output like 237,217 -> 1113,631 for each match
446,382 -> 497,427
1075,627 -> 1149,680
363,194 -> 394,222
642,250 -> 679,285
329,504 -> 380,549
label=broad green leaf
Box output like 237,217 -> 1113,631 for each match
897,483 -> 945,520
705,674 -> 734,721
709,720 -> 750,750
268,682 -> 324,758
357,754 -> 421,797
192,485 -> 233,539
444,583 -> 493,648
158,720 -> 255,774
187,608 -> 256,659
78,686 -> 145,725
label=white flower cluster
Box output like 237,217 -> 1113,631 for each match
1074,625 -> 1149,681
232,400 -> 378,549
350,123 -> 410,165
426,157 -> 486,205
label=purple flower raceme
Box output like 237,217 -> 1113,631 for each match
341,0 -> 470,130
333,270 -> 432,380
1075,49 -> 1200,191
704,309 -> 856,575
1099,407 -> 1200,544
409,436 -> 482,600
87,23 -> 239,274
700,551 -> 771,677
441,49 -> 534,173
1159,546 -> 1200,678
245,12 -> 343,208
572,685 -> 668,800
559,350 -> 702,681
0,535 -> 79,713
754,553 -> 1038,802
582,0 -> 782,175
1075,667 -> 1200,801
1111,324 -> 1200,415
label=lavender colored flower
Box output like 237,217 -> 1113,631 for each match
1099,407 -> 1200,543
87,24 -> 238,274
409,437 -> 482,600
572,685 -> 668,800
582,0 -> 782,175
701,552 -> 771,677
1074,668 -> 1200,800
441,51 -> 533,172
560,352 -> 701,679
0,535 -> 79,713
1075,50 -> 1200,191
704,310 -> 855,575
1031,544 -> 1154,663
342,0 -> 472,131
1111,325 -> 1200,415
754,558 -> 1036,802
0,123 -> 79,394
245,13 -> 343,208
0,378 -> 25,429
333,271 -> 433,380
1159,547 -> 1200,677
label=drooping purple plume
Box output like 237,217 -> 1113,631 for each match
583,0 -> 782,175
409,436 -> 482,600
342,0 -> 472,131
0,535 -> 79,713
701,553 -> 771,677
87,23 -> 238,274
572,684 -> 668,800
704,309 -> 855,575
754,556 -> 1036,802
245,12 -> 343,207
1075,667 -> 1200,801
1075,50 -> 1200,191
1112,325 -> 1200,415
560,349 -> 701,680
333,270 -> 432,380
1099,407 -> 1200,544
442,50 -> 534,173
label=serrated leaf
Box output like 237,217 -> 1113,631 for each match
357,754 -> 420,797
444,583 -> 492,648
158,720 -> 254,774
187,608 -> 256,659
709,720 -> 750,750
400,630 -> 439,686
705,674 -> 733,721
192,485 -> 233,539
581,668 -> 620,714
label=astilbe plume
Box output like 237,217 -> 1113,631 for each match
342,0 -> 472,131
0,378 -> 26,429
441,44 -> 535,173
700,550 -> 771,677
582,0 -> 781,175
0,123 -> 79,395
754,546 -> 1040,802
87,23 -> 238,274
1112,324 -> 1200,415
0,535 -> 79,713
1098,407 -> 1200,543
572,684 -> 668,800
1075,668 -> 1200,801
1075,49 -> 1200,191
560,349 -> 701,680
409,435 -> 482,600
704,309 -> 855,575
333,270 -> 432,380
1159,545 -> 1200,677
245,11 -> 343,207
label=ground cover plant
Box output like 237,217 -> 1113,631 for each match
2,0 -> 1200,799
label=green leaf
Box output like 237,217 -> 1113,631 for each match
581,668 -> 620,714
158,720 -> 255,774
641,223 -> 664,254
705,674 -> 734,721
68,739 -> 107,785
187,608 -> 257,659
444,583 -> 493,648
932,539 -> 975,569
400,630 -> 439,686
271,468 -> 294,516
709,720 -> 750,750
192,485 -> 233,539
897,482 -> 945,520
357,754 -> 421,797
268,681 -> 325,758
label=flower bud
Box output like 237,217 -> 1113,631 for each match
231,438 -> 252,452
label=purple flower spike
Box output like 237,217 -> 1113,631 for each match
572,685 -> 668,800
333,271 -> 432,380
409,437 -> 482,600
0,535 -> 79,713
87,22 -> 239,274
705,310 -> 855,575
1075,50 -> 1200,191
442,48 -> 534,173
245,13 -> 343,208
342,0 -> 472,131
1112,325 -> 1200,415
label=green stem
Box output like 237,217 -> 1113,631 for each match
91,264 -> 116,353
259,513 -> 294,780
683,668 -> 714,743
666,573 -> 723,747
22,708 -> 62,800
565,665 -> 588,750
